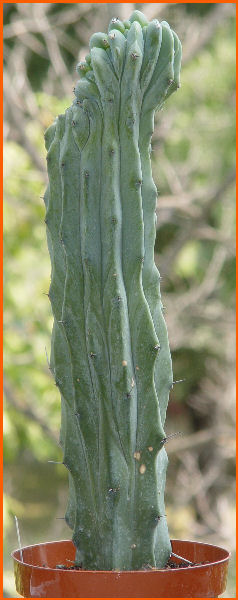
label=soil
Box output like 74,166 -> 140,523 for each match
165,559 -> 203,569
54,559 -> 210,571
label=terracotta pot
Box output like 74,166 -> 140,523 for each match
12,538 -> 230,598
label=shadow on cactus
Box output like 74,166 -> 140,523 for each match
44,10 -> 182,571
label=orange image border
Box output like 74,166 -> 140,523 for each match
1,0 -> 237,599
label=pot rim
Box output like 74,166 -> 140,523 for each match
11,538 -> 231,573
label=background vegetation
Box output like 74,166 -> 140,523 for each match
3,3 -> 235,597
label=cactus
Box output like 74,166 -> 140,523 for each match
44,10 -> 181,571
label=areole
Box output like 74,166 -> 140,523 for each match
12,539 -> 230,598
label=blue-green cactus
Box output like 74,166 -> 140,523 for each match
44,10 -> 181,570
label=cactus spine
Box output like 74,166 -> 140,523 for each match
44,10 -> 181,571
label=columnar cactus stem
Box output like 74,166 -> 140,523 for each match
44,10 -> 181,570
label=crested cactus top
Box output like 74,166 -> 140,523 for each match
74,10 -> 181,115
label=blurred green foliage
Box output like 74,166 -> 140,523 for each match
4,92 -> 71,464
